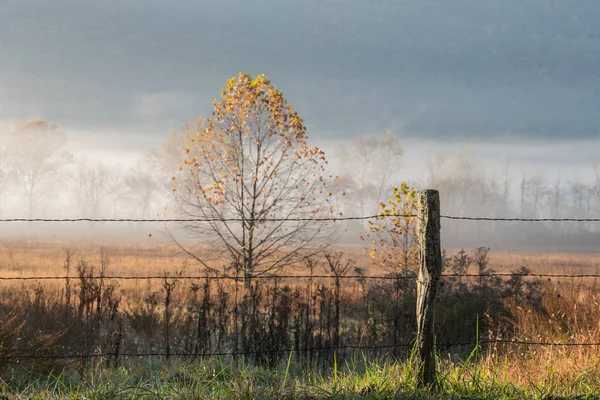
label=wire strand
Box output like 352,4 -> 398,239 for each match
1,272 -> 598,281
1,214 -> 599,223
441,216 -> 600,222
3,340 -> 599,360
0,214 -> 412,223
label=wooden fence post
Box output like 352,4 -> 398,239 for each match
415,189 -> 442,389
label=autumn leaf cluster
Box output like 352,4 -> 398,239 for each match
362,183 -> 419,274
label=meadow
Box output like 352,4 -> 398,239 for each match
1,239 -> 600,398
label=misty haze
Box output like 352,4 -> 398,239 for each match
1,0 -> 599,249
1,1 -> 600,398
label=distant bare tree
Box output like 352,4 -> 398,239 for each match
76,162 -> 121,218
426,150 -> 503,217
548,175 -> 564,220
4,120 -> 72,217
373,130 -> 405,205
594,163 -> 600,215
0,127 -> 11,215
567,180 -> 595,217
336,130 -> 403,220
519,173 -> 526,218
336,136 -> 376,219
124,160 -> 159,219
146,120 -> 209,194
524,171 -> 548,217
501,159 -> 511,212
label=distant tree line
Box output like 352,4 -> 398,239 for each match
1,119 -> 598,248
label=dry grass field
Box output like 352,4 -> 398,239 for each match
2,238 -> 600,398
1,238 -> 599,315
2,238 -> 599,277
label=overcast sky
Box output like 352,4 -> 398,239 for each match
1,0 -> 599,156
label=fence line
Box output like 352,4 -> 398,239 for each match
0,214 -> 410,223
1,215 -> 599,223
1,203 -> 599,377
441,216 -> 600,222
1,272 -> 600,281
3,339 -> 600,361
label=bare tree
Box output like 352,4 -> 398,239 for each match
123,160 -> 159,219
0,127 -> 11,215
374,130 -> 405,206
336,136 -> 377,220
567,180 -> 594,215
4,120 -> 72,217
519,173 -> 527,218
146,120 -> 208,193
524,171 -> 548,217
548,174 -> 564,221
336,130 -> 403,220
501,158 -> 511,212
76,162 -> 121,218
594,163 -> 600,215
426,150 -> 503,217
174,73 -> 337,280
145,120 -> 211,219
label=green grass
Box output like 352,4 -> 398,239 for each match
2,354 -> 600,399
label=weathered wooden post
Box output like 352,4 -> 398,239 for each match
415,189 -> 442,389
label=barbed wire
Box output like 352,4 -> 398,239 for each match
1,214 -> 599,223
441,216 -> 600,222
0,214 -> 412,223
1,272 -> 598,281
3,339 -> 599,361
0,274 -> 399,281
0,345 -> 405,361
2,213 -> 600,364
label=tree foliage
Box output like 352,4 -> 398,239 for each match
362,183 -> 418,276
175,73 -> 337,278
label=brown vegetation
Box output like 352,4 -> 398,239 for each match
1,239 -> 600,383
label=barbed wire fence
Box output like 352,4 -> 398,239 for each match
0,189 -> 599,386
